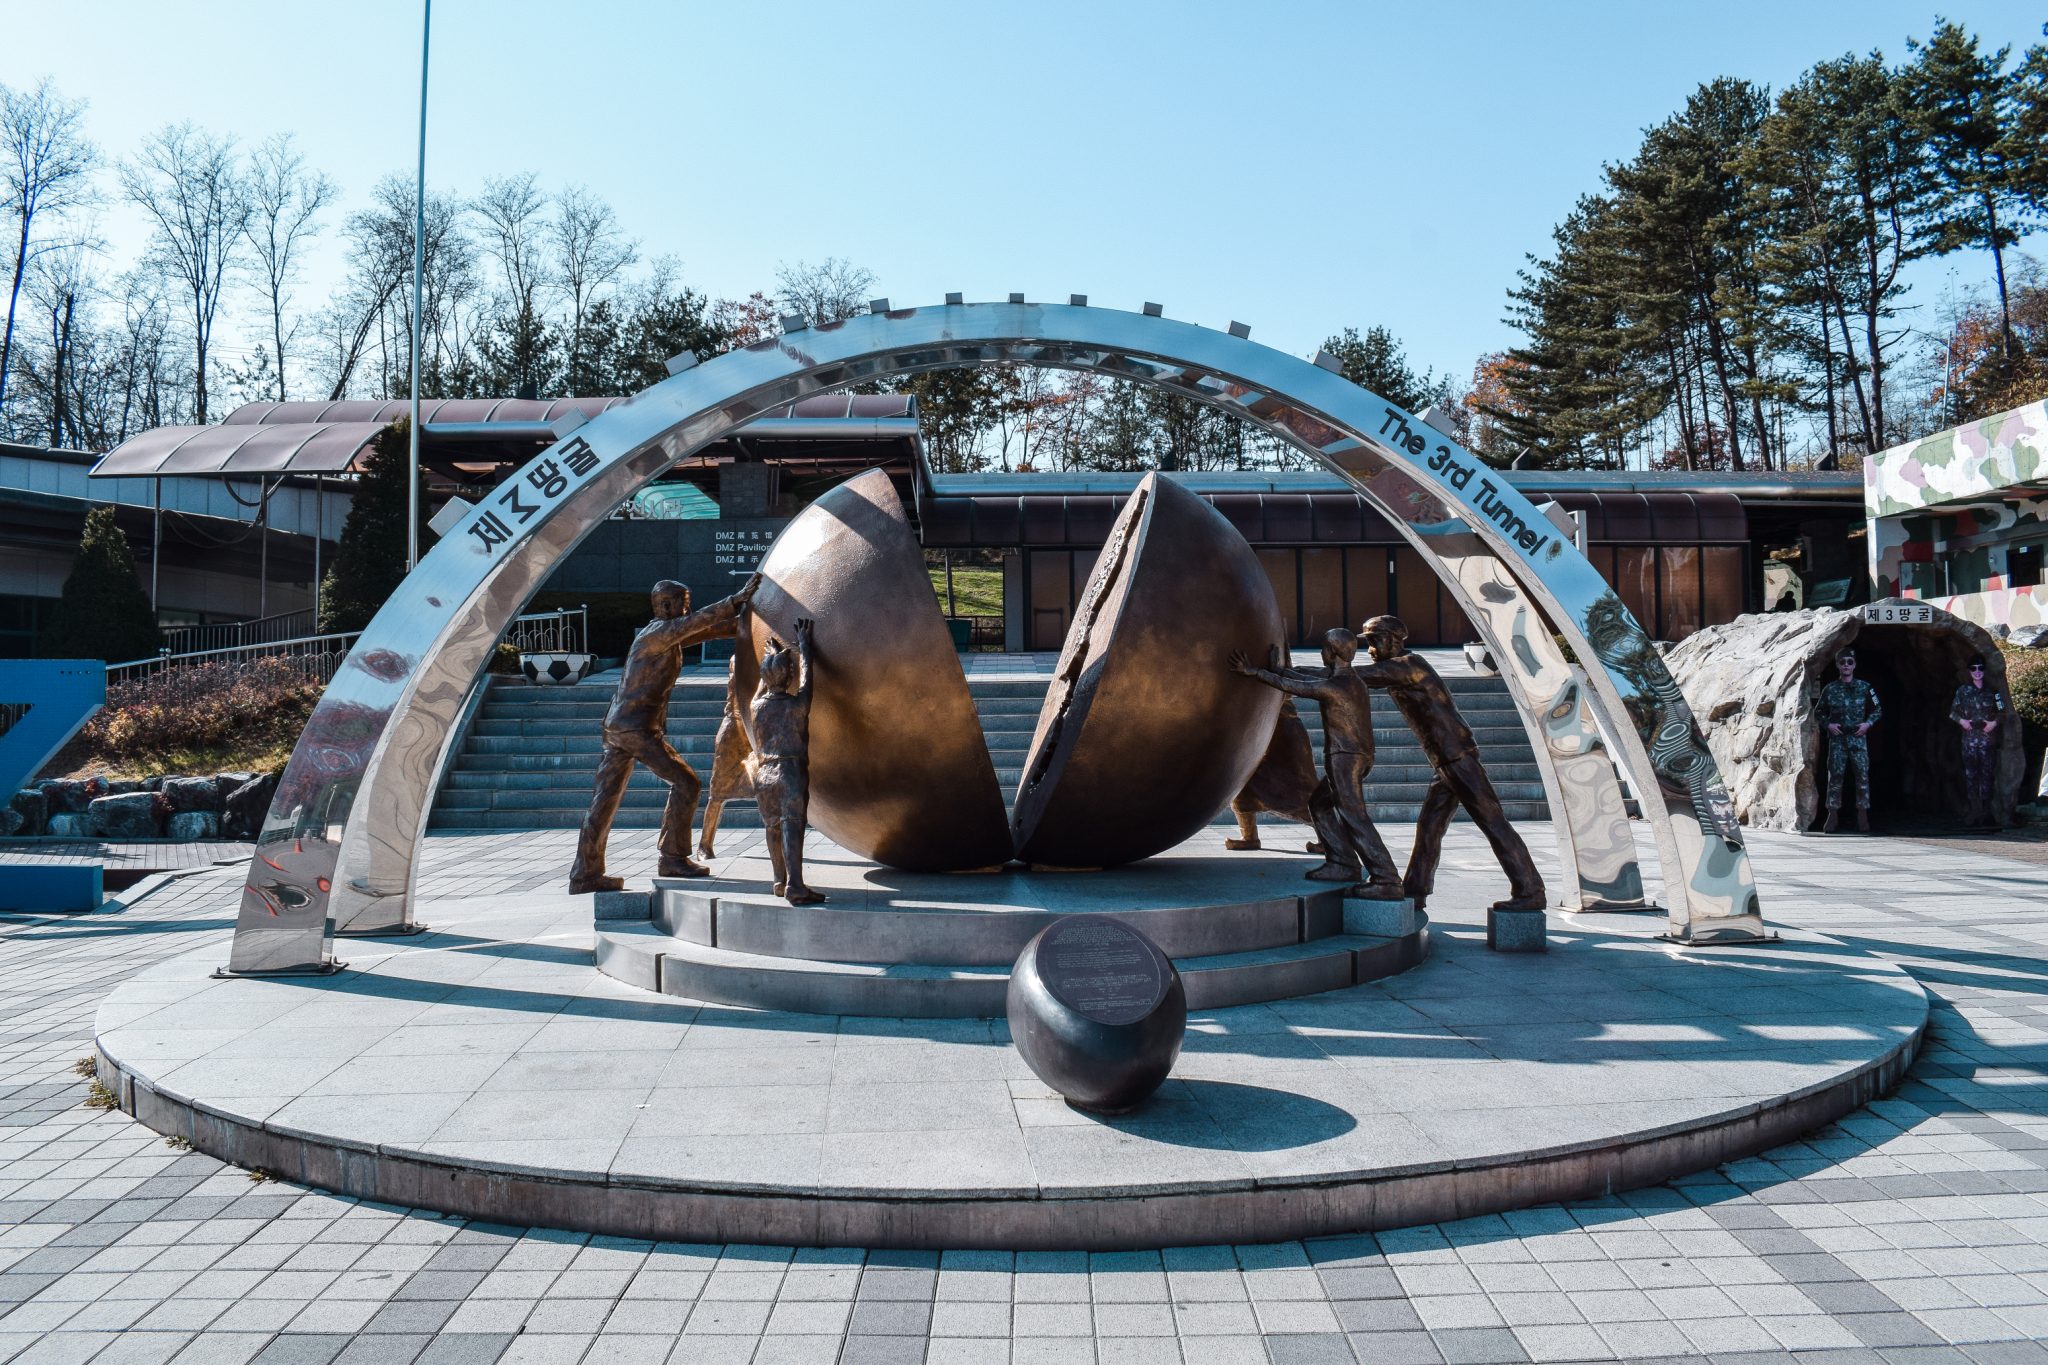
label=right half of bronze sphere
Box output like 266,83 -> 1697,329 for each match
1012,473 -> 1284,868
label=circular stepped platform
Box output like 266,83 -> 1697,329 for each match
92,827 -> 1929,1251
593,843 -> 1428,1018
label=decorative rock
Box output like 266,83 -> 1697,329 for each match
45,813 -> 88,838
11,790 -> 46,837
89,792 -> 163,839
2013,623 -> 2048,649
103,778 -> 145,796
141,776 -> 163,792
213,771 -> 259,808
160,776 -> 223,813
1343,895 -> 1418,938
221,773 -> 277,839
1487,906 -> 1547,953
167,810 -> 220,841
1006,915 -> 1186,1114
0,806 -> 20,837
40,778 -> 104,814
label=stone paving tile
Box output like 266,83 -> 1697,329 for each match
2,829 -> 2047,1364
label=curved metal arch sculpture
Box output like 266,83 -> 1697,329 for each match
228,301 -> 1764,974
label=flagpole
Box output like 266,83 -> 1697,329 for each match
408,0 -> 431,571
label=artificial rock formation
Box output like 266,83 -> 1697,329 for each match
1665,602 -> 2023,831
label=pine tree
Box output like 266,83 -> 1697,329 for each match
2004,32 -> 2048,227
1496,195 -> 1664,468
42,505 -> 161,662
1904,20 -> 2024,360
317,418 -> 430,633
1320,326 -> 1450,414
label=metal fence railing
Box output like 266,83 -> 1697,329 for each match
109,633 -> 364,687
947,616 -> 1006,652
504,606 -> 588,655
159,608 -> 318,655
108,606 -> 590,687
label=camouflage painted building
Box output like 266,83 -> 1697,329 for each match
1866,398 -> 2048,635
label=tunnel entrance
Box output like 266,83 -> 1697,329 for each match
1815,621 -> 2008,832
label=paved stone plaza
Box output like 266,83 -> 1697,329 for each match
3,824 -> 2047,1364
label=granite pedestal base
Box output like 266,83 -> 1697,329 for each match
94,831 -> 1926,1251
1488,906 -> 1548,952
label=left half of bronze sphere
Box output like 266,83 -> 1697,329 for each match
735,469 -> 1014,872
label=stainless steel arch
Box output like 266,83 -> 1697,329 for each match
228,301 -> 1764,973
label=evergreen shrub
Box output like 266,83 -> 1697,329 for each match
42,506 -> 161,663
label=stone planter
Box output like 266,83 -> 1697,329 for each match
520,652 -> 596,686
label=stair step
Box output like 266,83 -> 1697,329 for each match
435,669 -> 1551,831
595,920 -> 1427,1019
652,882 -> 1345,966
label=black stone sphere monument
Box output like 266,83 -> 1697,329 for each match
1006,915 -> 1187,1114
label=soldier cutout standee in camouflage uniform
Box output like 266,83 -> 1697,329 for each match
1951,657 -> 2006,829
1817,647 -> 1882,833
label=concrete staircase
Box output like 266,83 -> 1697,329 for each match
427,668 -> 1548,834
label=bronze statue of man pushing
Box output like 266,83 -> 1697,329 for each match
568,573 -> 761,894
1353,615 -> 1546,913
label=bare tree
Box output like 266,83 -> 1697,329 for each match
322,175 -> 470,400
551,184 -> 635,387
472,172 -> 548,312
17,245 -> 91,446
242,133 -> 334,401
775,257 -> 876,325
0,78 -> 98,430
119,123 -> 249,423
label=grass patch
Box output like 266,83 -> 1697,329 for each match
928,566 -> 1003,618
54,737 -> 299,784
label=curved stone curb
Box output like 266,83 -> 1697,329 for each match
99,1009 -> 1921,1250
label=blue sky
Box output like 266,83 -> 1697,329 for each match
7,1 -> 2044,386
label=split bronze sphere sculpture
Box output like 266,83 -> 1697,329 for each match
740,470 -> 1285,871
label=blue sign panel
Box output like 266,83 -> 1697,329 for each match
0,660 -> 107,801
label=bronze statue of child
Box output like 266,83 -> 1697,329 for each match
1230,631 -> 1403,896
749,618 -> 825,906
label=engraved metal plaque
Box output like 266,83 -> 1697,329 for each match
1038,917 -> 1170,1027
